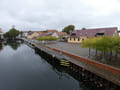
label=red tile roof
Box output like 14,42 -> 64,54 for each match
56,32 -> 67,36
69,27 -> 118,38
46,30 -> 58,32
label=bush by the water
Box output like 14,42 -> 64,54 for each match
37,36 -> 58,41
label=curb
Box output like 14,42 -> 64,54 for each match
47,46 -> 120,75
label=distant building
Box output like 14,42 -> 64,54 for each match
0,28 -> 2,34
22,31 -> 29,38
56,32 -> 67,38
46,30 -> 58,33
27,31 -> 46,39
22,29 -> 67,40
0,28 -> 3,39
27,31 -> 58,39
46,30 -> 67,38
22,31 -> 33,38
68,27 -> 118,43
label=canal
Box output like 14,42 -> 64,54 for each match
0,41 -> 106,90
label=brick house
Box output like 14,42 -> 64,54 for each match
27,31 -> 46,39
0,28 -> 3,39
46,30 -> 58,33
25,29 -> 67,40
68,27 -> 118,43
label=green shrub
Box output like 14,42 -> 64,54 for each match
37,36 -> 58,41
81,36 -> 120,54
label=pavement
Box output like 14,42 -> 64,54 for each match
23,39 -> 120,86
35,42 -> 120,86
46,42 -> 120,69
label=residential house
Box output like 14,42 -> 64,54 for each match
45,31 -> 67,38
46,30 -> 58,33
68,27 -> 118,43
22,31 -> 29,38
22,31 -> 35,38
45,30 -> 58,37
52,32 -> 67,40
27,31 -> 45,39
27,30 -> 58,39
56,32 -> 67,38
25,29 -> 67,40
0,28 -> 3,39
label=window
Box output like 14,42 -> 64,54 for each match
78,38 -> 80,41
74,38 -> 75,41
96,33 -> 104,37
71,33 -> 76,36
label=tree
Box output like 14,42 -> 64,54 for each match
82,28 -> 86,30
81,38 -> 95,57
19,31 -> 23,37
0,43 -> 3,51
62,25 -> 75,34
81,36 -> 120,60
112,36 -> 120,57
4,27 -> 20,39
7,41 -> 21,50
95,36 -> 111,60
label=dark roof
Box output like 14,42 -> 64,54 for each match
69,27 -> 118,38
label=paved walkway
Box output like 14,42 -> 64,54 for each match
46,42 -> 120,69
47,42 -> 91,57
24,39 -> 120,86
34,42 -> 120,86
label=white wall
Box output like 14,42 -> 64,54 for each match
52,32 -> 59,38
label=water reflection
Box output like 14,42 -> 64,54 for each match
35,49 -> 106,90
0,42 -> 81,90
0,42 -> 118,90
4,40 -> 22,50
0,43 -> 3,51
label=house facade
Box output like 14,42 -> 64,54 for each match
0,28 -> 3,39
22,31 -> 34,38
22,29 -> 67,40
68,27 -> 118,43
22,31 -> 28,38
46,32 -> 67,39
56,32 -> 67,38
46,30 -> 59,38
27,31 -> 46,39
46,30 -> 58,33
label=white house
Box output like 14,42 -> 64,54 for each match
51,32 -> 59,38
22,31 -> 29,38
52,32 -> 67,38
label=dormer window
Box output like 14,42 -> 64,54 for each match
71,33 -> 76,36
96,33 -> 104,37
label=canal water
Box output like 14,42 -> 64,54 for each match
0,41 -> 104,90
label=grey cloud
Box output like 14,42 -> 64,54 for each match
0,0 -> 120,32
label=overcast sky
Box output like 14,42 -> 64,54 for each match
0,0 -> 120,32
